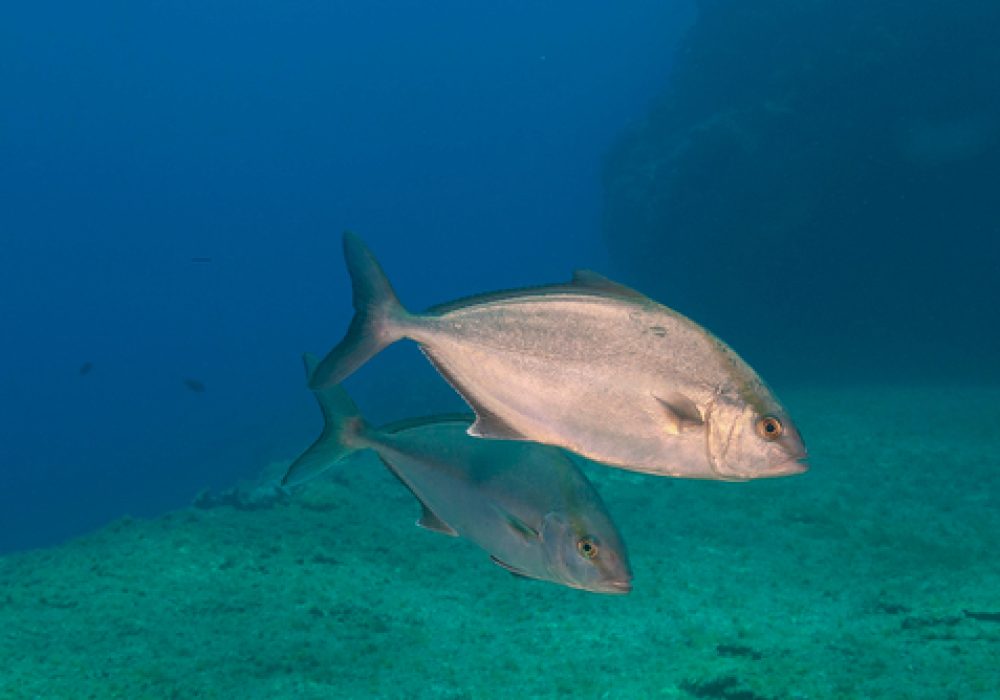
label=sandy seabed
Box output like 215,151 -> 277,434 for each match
1,385 -> 998,699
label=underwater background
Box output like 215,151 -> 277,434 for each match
1,1 -> 998,698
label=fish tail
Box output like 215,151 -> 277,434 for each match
282,354 -> 373,487
309,231 -> 410,390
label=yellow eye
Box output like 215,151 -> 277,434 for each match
577,537 -> 599,559
756,415 -> 784,441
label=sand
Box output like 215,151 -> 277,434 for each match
1,385 -> 998,699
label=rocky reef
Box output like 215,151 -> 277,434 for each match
603,0 -> 1000,380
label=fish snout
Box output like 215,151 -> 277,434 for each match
603,579 -> 633,595
774,455 -> 809,476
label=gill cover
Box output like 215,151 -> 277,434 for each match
705,399 -> 746,481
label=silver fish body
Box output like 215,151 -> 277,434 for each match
312,232 -> 808,481
286,357 -> 632,595
367,421 -> 631,594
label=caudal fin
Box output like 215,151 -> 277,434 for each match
282,354 -> 371,487
309,232 -> 409,390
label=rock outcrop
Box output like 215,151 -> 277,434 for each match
603,1 -> 1000,379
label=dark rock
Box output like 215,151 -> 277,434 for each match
716,643 -> 763,660
603,0 -> 1000,381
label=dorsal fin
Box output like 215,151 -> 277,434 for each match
571,270 -> 648,301
425,272 -> 646,315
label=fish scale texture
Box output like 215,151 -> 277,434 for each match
1,385 -> 998,699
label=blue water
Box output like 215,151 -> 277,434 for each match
0,2 -> 693,552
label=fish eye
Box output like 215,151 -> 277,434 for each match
756,415 -> 784,441
577,537 -> 599,560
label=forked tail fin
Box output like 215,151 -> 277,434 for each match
282,354 -> 371,487
309,231 -> 409,390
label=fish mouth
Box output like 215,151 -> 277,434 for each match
777,456 -> 809,475
603,580 -> 633,595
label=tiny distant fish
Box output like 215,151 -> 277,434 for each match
310,232 -> 807,481
78,362 -> 93,376
190,257 -> 213,264
183,378 -> 206,393
285,355 -> 632,595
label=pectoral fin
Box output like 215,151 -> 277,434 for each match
495,507 -> 540,542
655,392 -> 704,435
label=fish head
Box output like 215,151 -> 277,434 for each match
539,512 -> 632,595
707,388 -> 808,480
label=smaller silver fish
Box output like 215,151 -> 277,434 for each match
285,355 -> 632,595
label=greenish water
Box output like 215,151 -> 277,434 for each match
3,385 -> 997,699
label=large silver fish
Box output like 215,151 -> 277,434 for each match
312,232 -> 808,481
286,356 -> 632,595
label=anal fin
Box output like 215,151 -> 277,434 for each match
418,504 -> 458,537
468,409 -> 525,441
418,347 -> 525,441
490,555 -> 536,580
377,454 -> 459,537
